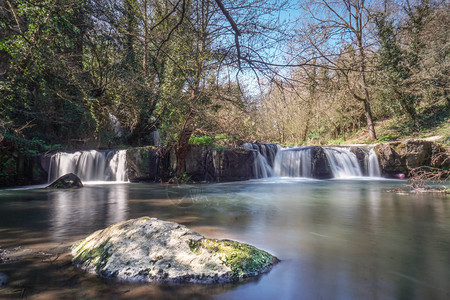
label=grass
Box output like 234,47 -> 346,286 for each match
341,101 -> 449,147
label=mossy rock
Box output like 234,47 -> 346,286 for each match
47,173 -> 83,189
189,238 -> 278,278
72,217 -> 279,283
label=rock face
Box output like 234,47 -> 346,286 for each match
374,139 -> 449,177
310,147 -> 333,179
350,146 -> 370,175
207,148 -> 256,181
126,146 -> 256,183
0,153 -> 47,188
72,217 -> 279,283
47,173 -> 83,189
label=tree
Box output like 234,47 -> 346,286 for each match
375,12 -> 417,125
295,0 -> 381,139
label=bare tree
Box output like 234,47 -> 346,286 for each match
294,0 -> 381,140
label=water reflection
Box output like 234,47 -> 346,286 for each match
49,184 -> 129,241
0,180 -> 449,299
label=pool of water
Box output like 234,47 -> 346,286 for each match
0,179 -> 449,299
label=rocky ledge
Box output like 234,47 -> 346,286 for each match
72,217 -> 279,283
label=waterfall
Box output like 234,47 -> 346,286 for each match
152,130 -> 161,146
244,143 -> 382,179
323,147 -> 362,178
243,143 -> 279,178
106,150 -> 128,181
367,148 -> 381,177
273,147 -> 312,177
48,150 -> 128,182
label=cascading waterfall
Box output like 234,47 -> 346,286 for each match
273,147 -> 312,177
243,143 -> 279,178
366,148 -> 381,177
246,142 -> 382,179
48,150 -> 128,182
323,147 -> 362,178
106,150 -> 128,181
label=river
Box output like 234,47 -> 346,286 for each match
0,179 -> 449,299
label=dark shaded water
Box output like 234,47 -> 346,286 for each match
0,179 -> 449,299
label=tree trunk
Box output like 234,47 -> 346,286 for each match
363,98 -> 376,140
175,122 -> 193,176
357,35 -> 377,140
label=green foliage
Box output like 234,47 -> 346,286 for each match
189,135 -> 214,146
214,134 -> 229,140
179,172 -> 191,184
212,145 -> 227,151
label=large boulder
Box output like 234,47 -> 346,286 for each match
72,217 -> 279,283
47,173 -> 83,189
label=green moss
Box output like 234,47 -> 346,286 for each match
73,241 -> 112,271
189,238 -> 278,278
189,240 -> 201,254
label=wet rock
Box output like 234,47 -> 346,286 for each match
169,146 -> 256,182
0,272 -> 8,287
209,148 -> 256,182
47,173 -> 83,189
184,146 -> 211,181
374,139 -> 449,177
350,147 -> 370,175
311,147 -> 333,179
72,217 -> 279,283
126,146 -> 160,182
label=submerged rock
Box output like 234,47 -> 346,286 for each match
47,173 -> 83,189
0,272 -> 8,287
72,217 -> 279,283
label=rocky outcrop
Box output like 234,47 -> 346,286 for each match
183,146 -> 211,181
126,146 -> 160,182
0,153 -> 47,188
72,217 -> 279,283
47,173 -> 83,189
374,139 -> 449,177
126,146 -> 256,183
208,148 -> 256,182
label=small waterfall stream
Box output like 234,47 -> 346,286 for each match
48,150 -> 128,182
246,143 -> 382,179
243,143 -> 279,178
323,147 -> 362,178
367,148 -> 381,177
273,147 -> 312,177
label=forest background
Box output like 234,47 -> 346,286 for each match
0,0 -> 448,179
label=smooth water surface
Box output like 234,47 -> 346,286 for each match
0,179 -> 449,299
